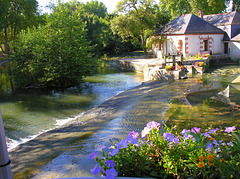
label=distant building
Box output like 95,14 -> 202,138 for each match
152,11 -> 240,60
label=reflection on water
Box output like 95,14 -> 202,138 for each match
0,62 -> 144,150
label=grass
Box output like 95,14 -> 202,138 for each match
100,51 -> 145,61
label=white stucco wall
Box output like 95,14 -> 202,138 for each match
165,36 -> 185,55
186,34 -> 224,56
229,41 -> 240,60
152,34 -> 224,58
217,25 -> 231,38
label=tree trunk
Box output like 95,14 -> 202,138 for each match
141,33 -> 147,56
4,27 -> 8,53
232,0 -> 236,11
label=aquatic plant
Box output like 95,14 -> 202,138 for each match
90,121 -> 240,178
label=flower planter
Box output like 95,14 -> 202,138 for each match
195,66 -> 205,74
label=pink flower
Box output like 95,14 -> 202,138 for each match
191,127 -> 201,134
141,127 -> 151,138
225,126 -> 236,133
128,131 -> 139,139
147,121 -> 161,129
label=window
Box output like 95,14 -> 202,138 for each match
203,40 -> 208,51
178,40 -> 183,52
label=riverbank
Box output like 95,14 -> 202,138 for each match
9,78 -> 196,179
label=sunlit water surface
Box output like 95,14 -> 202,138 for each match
0,63 -> 143,150
1,63 -> 240,178
32,65 -> 240,178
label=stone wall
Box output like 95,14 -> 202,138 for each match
144,67 -> 184,81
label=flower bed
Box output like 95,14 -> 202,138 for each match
90,121 -> 240,178
165,65 -> 175,71
195,62 -> 206,67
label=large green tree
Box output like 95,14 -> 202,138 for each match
0,0 -> 41,53
160,0 -> 228,18
13,2 -> 95,88
111,0 -> 169,55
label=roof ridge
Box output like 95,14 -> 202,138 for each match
183,13 -> 194,34
203,11 -> 235,17
230,11 -> 236,24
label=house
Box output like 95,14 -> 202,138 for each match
152,11 -> 240,61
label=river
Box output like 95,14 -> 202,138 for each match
0,63 -> 144,150
1,63 -> 240,178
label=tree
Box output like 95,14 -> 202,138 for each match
0,0 -> 40,53
61,0 -> 111,56
231,0 -> 240,11
82,0 -> 107,18
13,2 -> 95,88
160,0 -> 228,18
111,0 -> 166,55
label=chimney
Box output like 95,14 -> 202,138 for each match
198,10 -> 203,19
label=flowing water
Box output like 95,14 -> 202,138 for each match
0,63 -> 144,150
1,62 -> 240,178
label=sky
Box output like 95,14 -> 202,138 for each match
37,0 -> 119,14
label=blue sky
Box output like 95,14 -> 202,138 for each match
37,0 -> 119,13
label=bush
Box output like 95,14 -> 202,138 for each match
90,121 -> 240,178
13,3 -> 95,88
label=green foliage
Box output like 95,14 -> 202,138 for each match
0,0 -> 44,52
111,0 -> 170,55
90,122 -> 240,178
13,2 -> 95,88
160,0 -> 228,18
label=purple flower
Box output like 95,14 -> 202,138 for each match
203,133 -> 211,137
106,168 -> 118,179
89,151 -> 97,159
225,126 -> 236,133
206,143 -> 214,151
141,127 -> 151,138
95,146 -> 106,151
227,142 -> 233,146
163,132 -> 175,142
128,131 -> 139,139
126,136 -> 139,145
181,129 -> 193,140
147,121 -> 161,129
181,129 -> 190,136
191,127 -> 201,134
173,137 -> 181,144
105,160 -> 116,168
207,128 -> 219,134
110,149 -> 119,156
116,139 -> 129,149
90,164 -> 101,176
213,140 -> 219,146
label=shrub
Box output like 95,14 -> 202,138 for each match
90,121 -> 240,178
13,3 -> 95,88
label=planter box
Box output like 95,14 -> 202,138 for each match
194,66 -> 205,74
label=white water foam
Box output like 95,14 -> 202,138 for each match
7,112 -> 85,151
